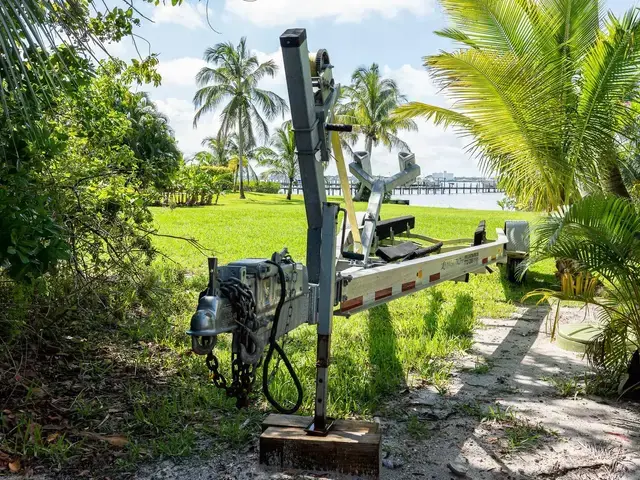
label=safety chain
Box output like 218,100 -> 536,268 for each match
205,277 -> 260,408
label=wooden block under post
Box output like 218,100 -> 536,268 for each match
260,414 -> 381,479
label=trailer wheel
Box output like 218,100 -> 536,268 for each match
506,257 -> 525,284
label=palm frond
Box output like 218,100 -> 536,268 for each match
393,103 -> 476,130
569,8 -> 640,186
437,0 -> 543,56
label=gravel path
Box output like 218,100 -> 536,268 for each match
131,306 -> 640,480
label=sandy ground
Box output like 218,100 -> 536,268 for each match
130,306 -> 640,480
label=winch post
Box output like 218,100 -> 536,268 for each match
280,29 -> 327,283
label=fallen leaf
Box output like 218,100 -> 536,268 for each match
605,431 -> 630,442
78,432 -> 128,447
47,432 -> 60,443
9,459 -> 21,473
30,387 -> 46,399
105,435 -> 128,447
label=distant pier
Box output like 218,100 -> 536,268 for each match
280,180 -> 502,196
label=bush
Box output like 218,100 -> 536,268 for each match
160,166 -> 233,206
244,181 -> 281,194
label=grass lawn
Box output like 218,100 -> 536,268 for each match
150,193 -> 555,416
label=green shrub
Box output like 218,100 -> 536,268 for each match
244,181 -> 281,194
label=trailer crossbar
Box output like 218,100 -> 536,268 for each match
336,229 -> 507,316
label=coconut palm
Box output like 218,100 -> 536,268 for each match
228,143 -> 260,188
336,63 -> 418,200
523,195 -> 640,384
257,121 -> 298,200
198,135 -> 236,167
193,37 -> 288,199
395,1 -> 640,211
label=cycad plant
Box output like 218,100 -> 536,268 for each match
523,195 -> 640,382
395,0 -> 640,210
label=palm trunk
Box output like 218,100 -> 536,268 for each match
354,136 -> 374,201
238,112 -> 246,199
287,177 -> 293,200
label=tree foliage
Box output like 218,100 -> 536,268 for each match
0,0 -> 162,130
0,51 -> 180,281
395,0 -> 640,210
524,195 -> 640,376
163,164 -> 233,206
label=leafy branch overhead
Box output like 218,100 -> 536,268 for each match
0,0 -> 166,128
395,0 -> 640,210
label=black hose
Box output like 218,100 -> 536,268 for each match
262,259 -> 303,414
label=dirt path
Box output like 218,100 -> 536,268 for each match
134,307 -> 640,480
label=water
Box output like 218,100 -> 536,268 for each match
391,192 -> 504,210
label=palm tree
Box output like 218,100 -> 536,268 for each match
523,194 -> 640,384
395,1 -> 640,211
0,0 -> 156,131
198,134 -> 235,166
193,37 -> 288,199
336,64 -> 418,200
228,141 -> 260,189
257,121 -> 298,200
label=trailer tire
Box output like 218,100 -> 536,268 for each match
506,257 -> 525,284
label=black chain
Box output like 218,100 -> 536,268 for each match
205,278 -> 260,408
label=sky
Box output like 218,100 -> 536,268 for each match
108,0 -> 637,178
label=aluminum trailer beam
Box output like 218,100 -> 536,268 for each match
337,229 -> 508,316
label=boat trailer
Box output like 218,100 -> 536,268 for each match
187,28 -> 529,478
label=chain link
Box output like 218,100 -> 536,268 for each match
205,256 -> 298,408
205,278 -> 260,408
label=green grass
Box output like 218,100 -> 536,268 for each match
542,375 -> 585,398
481,403 -> 555,453
151,193 -> 554,318
1,194 -> 558,474
148,193 -> 554,417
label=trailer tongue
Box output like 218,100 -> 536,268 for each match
186,28 -> 529,478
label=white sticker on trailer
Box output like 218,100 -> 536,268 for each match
441,252 -> 479,272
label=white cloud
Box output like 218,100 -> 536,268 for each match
382,64 -> 447,106
157,50 -> 284,89
157,57 -> 206,86
151,2 -> 207,29
225,0 -> 433,26
155,97 -> 219,156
